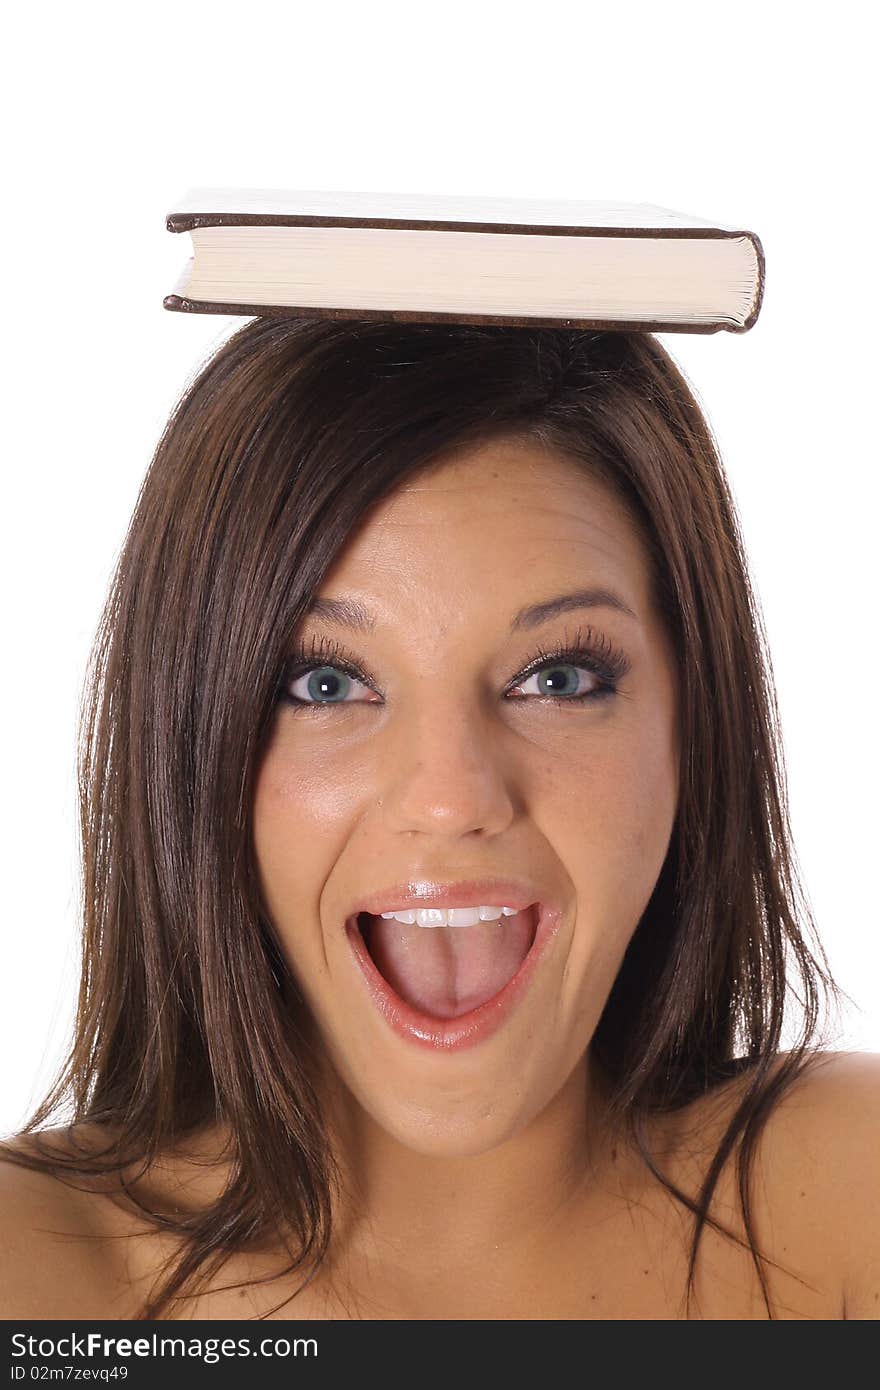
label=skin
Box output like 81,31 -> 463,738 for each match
251,433 -> 681,1310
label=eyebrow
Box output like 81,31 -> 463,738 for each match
509,587 -> 639,630
304,587 -> 638,633
304,596 -> 377,632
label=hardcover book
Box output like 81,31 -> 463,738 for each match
165,187 -> 764,334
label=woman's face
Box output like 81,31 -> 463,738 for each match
253,436 -> 679,1157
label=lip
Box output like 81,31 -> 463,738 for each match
344,897 -> 564,1052
347,877 -> 549,917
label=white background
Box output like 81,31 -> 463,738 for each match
2,2 -> 877,1136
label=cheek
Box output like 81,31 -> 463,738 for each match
251,731 -> 363,966
256,729 -> 361,831
549,714 -> 678,942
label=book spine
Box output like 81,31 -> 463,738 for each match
744,234 -> 765,330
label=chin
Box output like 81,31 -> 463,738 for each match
375,1100 -> 533,1160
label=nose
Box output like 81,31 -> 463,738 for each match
379,690 -> 516,840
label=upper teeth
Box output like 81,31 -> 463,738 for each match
378,905 -> 522,928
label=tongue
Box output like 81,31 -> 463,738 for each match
362,908 -> 536,1020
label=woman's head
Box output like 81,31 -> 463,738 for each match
17,317 -> 836,1316
253,431 -> 680,1156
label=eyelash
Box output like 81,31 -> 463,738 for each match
277,624 -> 631,713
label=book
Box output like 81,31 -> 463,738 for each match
164,187 -> 764,334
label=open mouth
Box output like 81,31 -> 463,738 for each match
353,903 -> 540,1022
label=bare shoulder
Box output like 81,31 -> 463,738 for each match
753,1050 -> 880,1319
0,1126 -> 152,1318
649,1049 -> 879,1319
0,1129 -> 111,1317
0,1122 -> 242,1320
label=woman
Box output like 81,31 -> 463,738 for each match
1,319 -> 876,1320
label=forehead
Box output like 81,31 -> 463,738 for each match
315,437 -> 654,628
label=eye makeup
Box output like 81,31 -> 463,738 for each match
278,623 -> 631,712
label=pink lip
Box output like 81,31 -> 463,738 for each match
344,899 -> 563,1052
348,877 -> 549,917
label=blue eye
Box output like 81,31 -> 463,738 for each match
279,626 -> 630,713
286,664 -> 375,706
283,658 -> 609,709
512,661 -> 607,701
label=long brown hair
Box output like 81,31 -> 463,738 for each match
2,318 -> 843,1318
